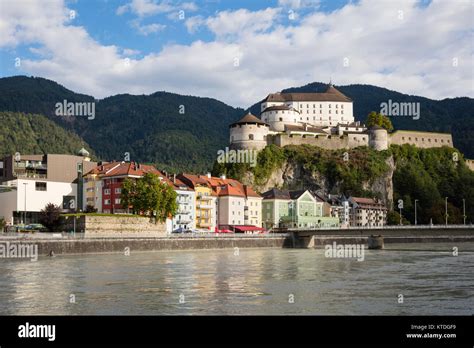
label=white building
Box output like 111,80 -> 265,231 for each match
260,84 -> 354,128
0,179 -> 78,225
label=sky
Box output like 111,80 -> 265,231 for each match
0,0 -> 472,107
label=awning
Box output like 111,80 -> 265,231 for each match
232,225 -> 266,232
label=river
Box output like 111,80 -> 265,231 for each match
0,243 -> 472,315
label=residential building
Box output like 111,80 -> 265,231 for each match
177,173 -> 217,231
83,161 -> 162,214
166,174 -> 196,232
203,174 -> 263,231
262,188 -> 339,229
344,197 -> 387,227
0,149 -> 96,224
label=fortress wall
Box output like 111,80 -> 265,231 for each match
273,134 -> 350,150
389,130 -> 453,148
347,133 -> 369,148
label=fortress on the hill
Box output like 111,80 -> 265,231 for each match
229,84 -> 453,151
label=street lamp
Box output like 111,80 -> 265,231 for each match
414,199 -> 418,226
462,199 -> 466,225
445,197 -> 448,226
23,182 -> 28,225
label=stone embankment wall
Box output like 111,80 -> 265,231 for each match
14,236 -> 290,256
62,215 -> 166,238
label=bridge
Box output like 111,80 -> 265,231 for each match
285,225 -> 474,248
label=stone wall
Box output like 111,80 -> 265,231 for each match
389,130 -> 453,148
271,134 -> 355,149
14,236 -> 291,255
62,215 -> 167,238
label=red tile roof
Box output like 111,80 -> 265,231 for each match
177,173 -> 260,198
85,162 -> 161,178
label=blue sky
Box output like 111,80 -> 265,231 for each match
0,0 -> 472,106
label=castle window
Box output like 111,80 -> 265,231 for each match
249,134 -> 254,140
435,139 -> 438,142
441,139 -> 444,143
428,138 -> 431,142
402,137 -> 405,140
279,117 -> 282,121
422,138 -> 424,141
409,137 -> 411,140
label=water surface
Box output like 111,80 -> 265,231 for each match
0,243 -> 472,315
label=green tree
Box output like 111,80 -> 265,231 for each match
121,173 -> 178,223
366,111 -> 393,132
39,203 -> 62,232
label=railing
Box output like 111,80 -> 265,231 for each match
286,224 -> 474,232
167,233 -> 289,238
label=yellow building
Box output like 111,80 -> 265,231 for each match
178,173 -> 217,231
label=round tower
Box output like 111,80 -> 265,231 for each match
369,126 -> 388,151
229,112 -> 269,150
260,105 -> 300,132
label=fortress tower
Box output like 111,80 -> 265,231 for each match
260,105 -> 300,131
368,126 -> 388,150
229,112 -> 269,150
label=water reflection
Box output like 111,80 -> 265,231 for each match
0,244 -> 472,315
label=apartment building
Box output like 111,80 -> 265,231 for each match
345,197 -> 387,227
0,149 -> 96,224
262,189 -> 339,229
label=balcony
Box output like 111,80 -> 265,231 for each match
197,204 -> 213,209
197,194 -> 212,201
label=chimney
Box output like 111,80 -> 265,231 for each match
173,173 -> 176,183
207,172 -> 211,178
220,174 -> 226,180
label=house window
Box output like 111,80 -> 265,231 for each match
115,198 -> 121,204
104,189 -> 111,195
249,134 -> 254,140
35,182 -> 47,191
115,188 -> 121,194
104,199 -> 111,204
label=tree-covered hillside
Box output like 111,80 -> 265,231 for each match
0,76 -> 471,172
0,76 -> 243,172
213,144 -> 474,224
0,111 -> 94,157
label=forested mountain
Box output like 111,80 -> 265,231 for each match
0,76 -> 243,172
0,76 -> 472,172
0,111 -> 94,157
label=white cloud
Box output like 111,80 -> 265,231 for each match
116,0 -> 174,17
117,0 -> 197,17
1,0 -> 472,108
130,19 -> 166,35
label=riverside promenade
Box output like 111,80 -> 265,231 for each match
0,225 -> 473,255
